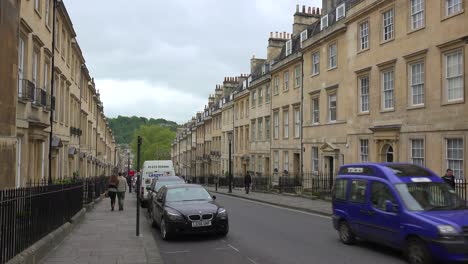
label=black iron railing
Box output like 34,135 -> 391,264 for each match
17,79 -> 35,101
0,181 -> 83,264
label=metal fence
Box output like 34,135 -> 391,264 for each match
198,173 -> 468,201
0,176 -> 108,264
0,181 -> 83,264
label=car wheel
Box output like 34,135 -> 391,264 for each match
407,238 -> 433,264
160,218 -> 171,240
338,221 -> 356,245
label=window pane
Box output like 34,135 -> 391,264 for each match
360,139 -> 369,162
350,180 -> 367,203
383,9 -> 394,40
447,138 -> 464,179
334,179 -> 347,200
411,139 -> 425,166
411,62 -> 425,105
371,182 -> 396,210
360,76 -> 369,112
360,22 -> 369,50
446,51 -> 463,101
383,70 -> 394,109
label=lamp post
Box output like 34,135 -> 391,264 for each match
228,131 -> 233,193
127,149 -> 131,193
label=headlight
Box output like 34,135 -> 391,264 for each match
166,210 -> 184,221
437,225 -> 457,235
217,208 -> 227,218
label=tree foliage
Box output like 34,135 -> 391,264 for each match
131,125 -> 176,168
108,115 -> 178,145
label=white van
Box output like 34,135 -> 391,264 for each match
140,160 -> 175,207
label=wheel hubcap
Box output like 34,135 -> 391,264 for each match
340,224 -> 349,241
409,245 -> 424,264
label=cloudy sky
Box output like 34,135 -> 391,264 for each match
65,0 -> 322,124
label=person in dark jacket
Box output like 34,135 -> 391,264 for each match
244,173 -> 252,194
442,169 -> 456,189
108,175 -> 118,211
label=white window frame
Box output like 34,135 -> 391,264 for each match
321,15 -> 329,30
336,3 -> 346,20
265,117 -> 271,140
410,139 -> 425,166
410,0 -> 425,30
18,37 -> 25,96
283,151 -> 289,172
300,30 -> 308,48
285,40 -> 292,56
312,52 -> 320,75
359,21 -> 369,50
274,151 -> 279,171
444,49 -> 464,102
35,0 -> 41,12
274,76 -> 279,95
273,111 -> 279,139
410,61 -> 425,106
312,147 -> 319,173
294,65 -> 301,87
294,108 -> 300,138
284,71 -> 289,91
312,97 -> 319,124
328,43 -> 337,69
359,76 -> 370,113
328,94 -> 337,122
283,109 -> 289,138
252,91 -> 256,107
258,88 -> 263,105
45,0 -> 51,27
257,118 -> 263,141
383,9 -> 394,41
446,138 -> 464,180
360,139 -> 369,162
446,0 -> 463,16
266,84 -> 271,102
382,69 -> 395,110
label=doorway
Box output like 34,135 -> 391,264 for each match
325,156 -> 334,189
384,144 -> 394,162
293,153 -> 300,177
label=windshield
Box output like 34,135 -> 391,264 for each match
155,180 -> 184,192
395,183 -> 466,211
166,187 -> 212,202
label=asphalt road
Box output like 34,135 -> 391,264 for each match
148,194 -> 407,264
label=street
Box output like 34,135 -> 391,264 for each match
149,194 -> 407,264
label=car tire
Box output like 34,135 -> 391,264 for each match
406,238 -> 434,264
160,218 -> 172,240
338,221 -> 356,245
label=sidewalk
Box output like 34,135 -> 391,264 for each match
206,186 -> 332,216
40,192 -> 163,264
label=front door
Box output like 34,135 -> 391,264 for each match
325,156 -> 335,189
365,180 -> 401,247
293,153 -> 300,176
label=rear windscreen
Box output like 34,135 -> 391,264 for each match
384,164 -> 432,177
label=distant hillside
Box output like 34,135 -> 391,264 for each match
108,116 -> 179,145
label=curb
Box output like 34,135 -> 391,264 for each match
211,190 -> 332,217
7,199 -> 102,264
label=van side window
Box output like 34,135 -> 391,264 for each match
371,182 -> 396,210
333,179 -> 348,200
350,180 -> 367,203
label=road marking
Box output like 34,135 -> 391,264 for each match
227,244 -> 240,252
248,257 -> 259,264
214,247 -> 231,251
216,193 -> 332,219
163,250 -> 190,254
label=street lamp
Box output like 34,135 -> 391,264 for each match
227,131 -> 233,193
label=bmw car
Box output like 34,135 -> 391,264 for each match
151,184 -> 229,240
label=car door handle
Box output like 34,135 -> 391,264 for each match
360,209 -> 375,216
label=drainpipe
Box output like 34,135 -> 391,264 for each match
300,54 -> 304,179
48,0 -> 58,185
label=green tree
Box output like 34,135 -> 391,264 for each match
131,125 -> 175,168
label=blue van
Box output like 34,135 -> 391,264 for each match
332,163 -> 468,264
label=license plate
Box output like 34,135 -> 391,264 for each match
192,220 -> 211,227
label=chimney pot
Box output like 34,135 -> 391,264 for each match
309,7 -> 312,14
283,31 -> 286,39
252,54 -> 255,59
279,32 -> 283,38
270,32 -> 273,38
275,31 -> 278,38
296,4 -> 299,12
302,5 -> 306,13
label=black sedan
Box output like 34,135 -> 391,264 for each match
151,184 -> 229,240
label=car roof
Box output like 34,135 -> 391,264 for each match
157,176 -> 184,181
164,183 -> 203,189
337,162 -> 444,184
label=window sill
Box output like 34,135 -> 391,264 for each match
407,26 -> 425,35
441,99 -> 465,106
294,86 -> 300,89
34,9 -> 42,19
357,48 -> 370,55
407,105 -> 425,110
357,112 -> 370,116
380,109 -> 395,113
327,66 -> 337,72
46,24 -> 52,33
441,10 -> 465,22
283,90 -> 289,93
380,38 -> 395,46
310,73 -> 319,78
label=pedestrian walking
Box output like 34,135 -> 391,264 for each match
108,174 -> 118,211
126,174 -> 132,193
244,172 -> 252,194
117,172 -> 128,211
442,168 -> 456,189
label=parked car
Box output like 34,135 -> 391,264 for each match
332,163 -> 468,264
147,176 -> 185,217
151,184 -> 229,240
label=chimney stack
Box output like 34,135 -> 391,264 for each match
293,6 -> 321,36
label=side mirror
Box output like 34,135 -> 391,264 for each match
146,186 -> 151,191
385,200 -> 397,213
212,195 -> 216,200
